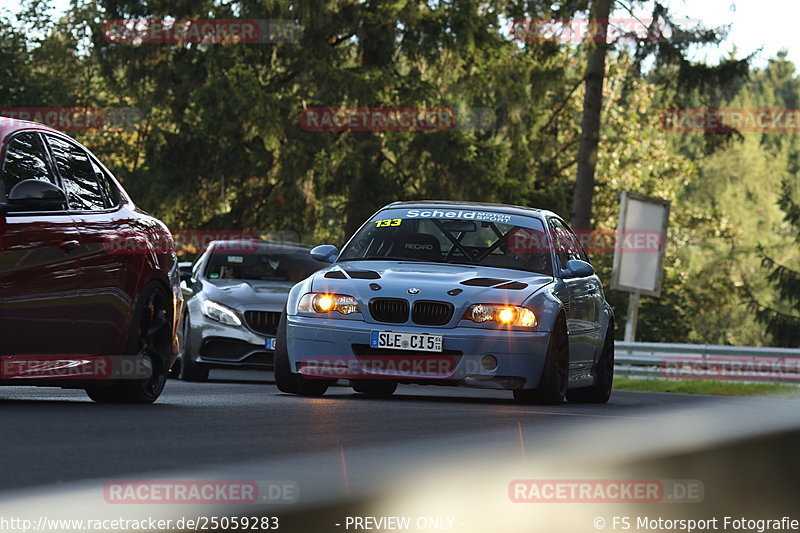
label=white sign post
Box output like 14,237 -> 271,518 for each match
611,191 -> 670,342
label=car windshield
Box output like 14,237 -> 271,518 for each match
338,208 -> 553,275
204,245 -> 324,282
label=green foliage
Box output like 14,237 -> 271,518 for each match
614,377 -> 800,398
750,181 -> 800,346
2,0 -> 797,347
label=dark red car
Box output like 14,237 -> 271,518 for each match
0,118 -> 182,403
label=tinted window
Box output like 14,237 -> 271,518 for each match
549,218 -> 587,269
1,133 -> 54,198
204,245 -> 325,282
91,160 -> 119,207
47,135 -> 106,211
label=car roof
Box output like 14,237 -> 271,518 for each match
383,200 -> 560,220
0,117 -> 63,142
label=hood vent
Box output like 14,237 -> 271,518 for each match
461,277 -> 528,290
495,281 -> 528,290
345,269 -> 381,280
461,277 -> 509,287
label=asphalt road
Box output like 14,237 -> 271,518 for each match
0,369 -> 787,496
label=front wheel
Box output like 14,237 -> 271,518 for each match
273,310 -> 329,396
513,315 -> 568,405
86,281 -> 171,404
177,313 -> 209,382
567,323 -> 614,404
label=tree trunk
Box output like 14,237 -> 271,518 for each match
571,0 -> 612,230
344,1 -> 395,237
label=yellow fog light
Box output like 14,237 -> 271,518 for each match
481,354 -> 498,371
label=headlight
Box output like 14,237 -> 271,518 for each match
201,299 -> 242,326
465,304 -> 537,327
298,293 -> 360,315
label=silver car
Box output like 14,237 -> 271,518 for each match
173,240 -> 327,381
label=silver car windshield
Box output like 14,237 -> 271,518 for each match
204,249 -> 323,282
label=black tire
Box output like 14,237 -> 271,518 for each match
273,310 -> 299,393
273,310 -> 329,396
513,314 -> 568,405
167,355 -> 181,379
352,380 -> 397,397
178,313 -> 209,382
567,322 -> 614,404
85,281 -> 172,404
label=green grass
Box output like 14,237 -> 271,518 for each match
614,377 -> 800,398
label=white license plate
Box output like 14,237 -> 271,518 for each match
370,331 -> 443,352
265,337 -> 277,350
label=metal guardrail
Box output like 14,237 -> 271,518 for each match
614,341 -> 800,383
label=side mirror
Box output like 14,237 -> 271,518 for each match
310,244 -> 339,264
5,179 -> 67,211
178,261 -> 193,283
179,279 -> 194,297
563,259 -> 595,278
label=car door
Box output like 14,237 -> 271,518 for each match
44,133 -> 142,356
548,217 -> 599,368
0,131 -> 81,355
568,226 -> 605,350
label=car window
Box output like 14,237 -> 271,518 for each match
548,217 -> 587,269
204,247 -> 325,282
90,160 -> 119,207
191,254 -> 204,280
1,132 -> 55,199
46,134 -> 107,211
339,209 -> 554,275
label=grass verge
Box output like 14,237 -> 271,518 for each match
614,377 -> 800,398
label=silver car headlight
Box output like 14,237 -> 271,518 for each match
202,299 -> 242,327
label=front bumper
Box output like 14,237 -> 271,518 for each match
188,313 -> 275,368
286,315 -> 551,390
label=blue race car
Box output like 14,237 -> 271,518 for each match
274,201 -> 614,404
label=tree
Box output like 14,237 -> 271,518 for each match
571,0 -> 611,230
750,182 -> 800,347
571,0 -> 744,229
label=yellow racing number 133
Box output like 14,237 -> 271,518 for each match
375,218 -> 402,227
